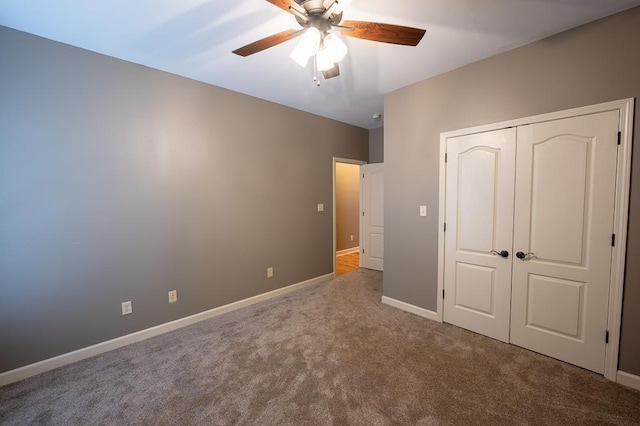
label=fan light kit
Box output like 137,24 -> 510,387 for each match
233,0 -> 426,86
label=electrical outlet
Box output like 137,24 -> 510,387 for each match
317,203 -> 324,212
267,267 -> 274,278
350,235 -> 354,241
122,301 -> 132,315
168,290 -> 177,303
420,205 -> 427,217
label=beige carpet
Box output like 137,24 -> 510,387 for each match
1,269 -> 639,425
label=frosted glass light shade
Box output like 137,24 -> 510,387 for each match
290,27 -> 321,67
316,48 -> 335,72
323,33 -> 348,63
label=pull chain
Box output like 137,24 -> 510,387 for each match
313,55 -> 320,86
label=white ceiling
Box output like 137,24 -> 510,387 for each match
2,0 -> 639,129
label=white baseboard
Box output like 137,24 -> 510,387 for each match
0,273 -> 334,387
617,370 -> 640,391
336,247 -> 360,257
381,296 -> 441,322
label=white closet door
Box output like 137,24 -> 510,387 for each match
443,128 -> 516,343
362,163 -> 384,271
510,111 -> 619,374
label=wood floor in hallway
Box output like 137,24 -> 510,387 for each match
336,252 -> 359,275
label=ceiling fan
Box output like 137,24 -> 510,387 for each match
232,0 -> 426,85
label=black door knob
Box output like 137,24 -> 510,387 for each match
499,250 -> 509,258
516,251 -> 526,259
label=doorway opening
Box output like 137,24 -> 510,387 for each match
333,158 -> 366,275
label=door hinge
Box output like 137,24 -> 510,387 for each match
362,249 -> 365,254
606,330 -> 610,344
362,211 -> 365,217
612,234 -> 616,247
442,289 -> 445,299
617,131 -> 621,145
363,173 -> 365,179
445,153 -> 448,163
444,223 -> 447,232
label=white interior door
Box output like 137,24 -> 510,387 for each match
443,129 -> 516,342
361,163 -> 384,271
509,111 -> 619,374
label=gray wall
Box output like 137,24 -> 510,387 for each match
0,26 -> 368,373
384,6 -> 640,375
335,163 -> 360,251
369,127 -> 384,163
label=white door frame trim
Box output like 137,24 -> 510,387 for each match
436,98 -> 634,382
333,157 -> 367,274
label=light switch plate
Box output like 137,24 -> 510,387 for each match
317,203 -> 324,212
420,205 -> 427,217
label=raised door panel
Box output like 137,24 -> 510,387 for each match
455,263 -> 496,316
526,275 -> 585,339
529,136 -> 589,265
457,148 -> 499,253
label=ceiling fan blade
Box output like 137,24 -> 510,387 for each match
322,63 -> 340,79
233,29 -> 302,57
265,0 -> 294,14
340,21 -> 426,46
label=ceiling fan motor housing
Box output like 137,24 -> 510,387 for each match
296,13 -> 342,27
294,0 -> 326,14
293,0 -> 343,28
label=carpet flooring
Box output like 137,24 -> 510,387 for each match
1,269 -> 640,425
